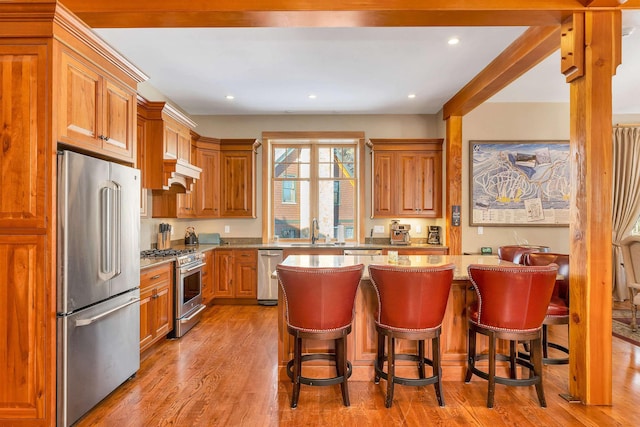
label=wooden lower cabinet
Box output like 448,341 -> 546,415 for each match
214,249 -> 257,302
201,250 -> 215,305
140,263 -> 174,353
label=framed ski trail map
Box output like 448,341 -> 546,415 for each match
469,140 -> 570,226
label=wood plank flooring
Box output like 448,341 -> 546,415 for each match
77,305 -> 640,426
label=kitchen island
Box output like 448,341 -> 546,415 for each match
277,254 -> 513,381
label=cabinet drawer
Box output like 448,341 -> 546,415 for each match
141,263 -> 172,289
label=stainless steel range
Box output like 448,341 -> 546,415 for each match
141,248 -> 206,338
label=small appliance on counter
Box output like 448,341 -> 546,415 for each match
184,226 -> 198,245
390,220 -> 411,245
427,226 -> 441,245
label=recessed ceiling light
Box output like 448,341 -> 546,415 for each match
308,94 -> 317,99
225,95 -> 235,100
408,94 -> 416,99
448,37 -> 460,45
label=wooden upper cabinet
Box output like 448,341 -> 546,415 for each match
57,49 -> 136,162
220,139 -> 258,218
137,98 -> 200,191
372,152 -> 394,217
397,151 -> 441,216
194,137 -> 221,218
370,139 -> 443,218
0,45 -> 47,230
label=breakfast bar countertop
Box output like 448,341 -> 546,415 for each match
277,254 -> 510,281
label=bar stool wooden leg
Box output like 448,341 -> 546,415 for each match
465,325 -> 476,383
291,336 -> 302,408
509,341 -> 517,379
418,340 -> 426,379
531,337 -> 547,407
374,333 -> 384,384
433,336 -> 445,407
487,331 -> 497,408
386,336 -> 396,408
335,337 -> 350,406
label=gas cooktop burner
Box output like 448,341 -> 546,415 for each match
140,248 -> 195,258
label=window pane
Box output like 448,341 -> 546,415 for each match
273,180 -> 310,239
317,179 -> 355,238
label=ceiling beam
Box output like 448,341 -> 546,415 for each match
58,0 -> 638,28
442,25 -> 561,119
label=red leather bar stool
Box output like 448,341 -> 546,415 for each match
276,263 -> 364,408
466,264 -> 558,408
368,263 -> 455,408
522,252 -> 570,365
497,245 -> 541,264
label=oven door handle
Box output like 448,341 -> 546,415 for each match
182,262 -> 205,273
180,305 -> 206,323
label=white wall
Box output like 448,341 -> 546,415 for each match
460,102 -> 571,254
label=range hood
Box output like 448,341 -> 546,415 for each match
163,158 -> 201,193
138,97 -> 201,192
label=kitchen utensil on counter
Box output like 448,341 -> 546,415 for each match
185,226 -> 198,245
157,223 -> 171,249
390,220 -> 411,245
427,226 -> 441,245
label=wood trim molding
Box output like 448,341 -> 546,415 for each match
442,25 -> 561,119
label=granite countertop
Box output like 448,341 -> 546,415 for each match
139,241 -> 449,270
277,254 -> 506,281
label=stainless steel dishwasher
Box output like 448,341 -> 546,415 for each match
258,249 -> 283,305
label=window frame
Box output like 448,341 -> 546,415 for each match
262,131 -> 365,244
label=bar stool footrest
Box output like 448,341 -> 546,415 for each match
468,352 -> 541,387
286,353 -> 353,387
374,354 -> 439,387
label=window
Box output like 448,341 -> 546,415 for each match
282,175 -> 296,204
265,132 -> 364,243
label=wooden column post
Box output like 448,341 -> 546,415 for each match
565,10 -> 621,405
445,116 -> 463,255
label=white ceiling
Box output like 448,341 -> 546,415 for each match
95,10 -> 640,116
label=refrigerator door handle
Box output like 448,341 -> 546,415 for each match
100,187 -> 113,278
75,298 -> 140,327
112,181 -> 122,278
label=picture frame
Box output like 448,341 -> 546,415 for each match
469,140 -> 570,226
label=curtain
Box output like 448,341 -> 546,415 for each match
612,126 -> 640,301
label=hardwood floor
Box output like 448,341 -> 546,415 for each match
77,305 -> 640,426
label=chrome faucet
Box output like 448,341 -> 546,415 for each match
311,218 -> 319,244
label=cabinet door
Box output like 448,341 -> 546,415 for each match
0,46 -> 47,229
0,236 -> 47,420
397,152 -> 442,217
58,50 -> 101,148
415,152 -> 442,217
177,131 -> 191,163
234,250 -> 257,298
177,192 -> 195,218
164,123 -> 179,159
220,151 -> 254,217
139,286 -> 155,352
397,153 -> 420,215
154,282 -> 172,336
372,152 -> 394,217
102,78 -> 135,159
201,251 -> 215,304
214,250 -> 234,297
194,148 -> 220,217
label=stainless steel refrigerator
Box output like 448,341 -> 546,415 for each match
56,150 -> 141,427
